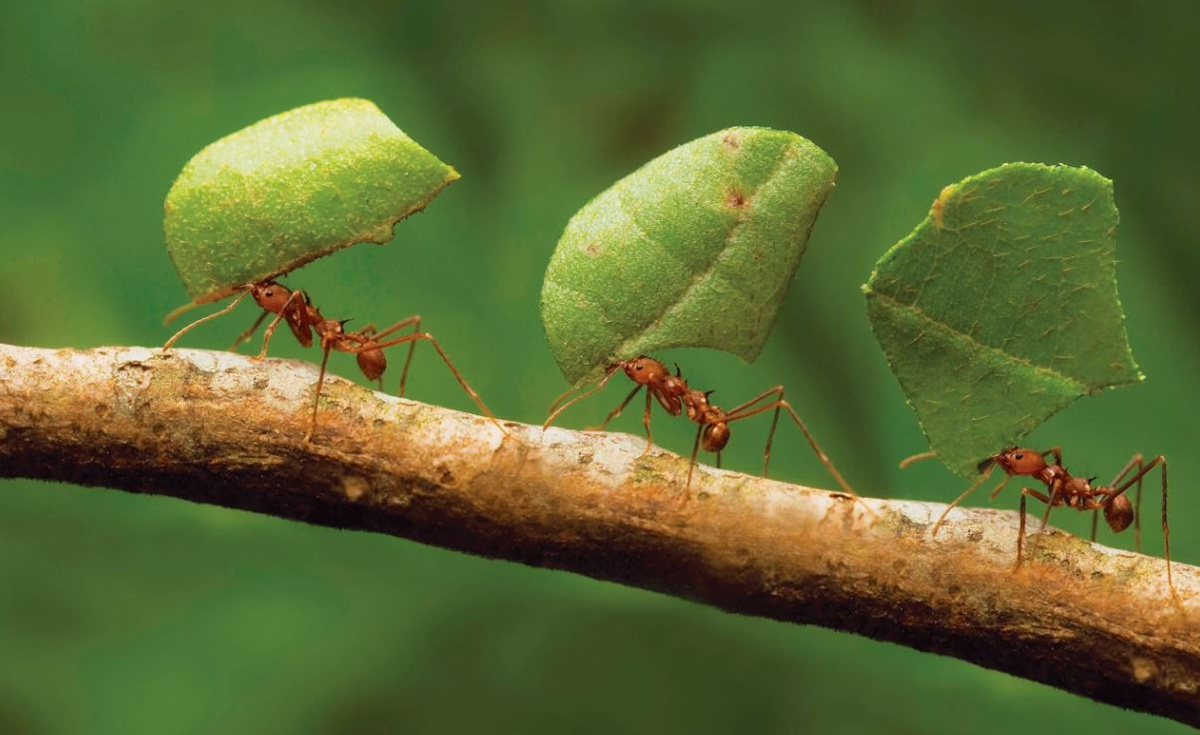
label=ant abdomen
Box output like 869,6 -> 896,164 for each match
702,422 -> 730,452
357,349 -> 386,382
1104,493 -> 1134,533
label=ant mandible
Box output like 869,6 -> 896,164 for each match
544,355 -> 857,497
927,446 -> 1174,598
162,279 -> 498,441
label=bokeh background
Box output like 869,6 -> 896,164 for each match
3,1 -> 1199,733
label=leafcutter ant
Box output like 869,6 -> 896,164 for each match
926,446 -> 1175,598
162,280 -> 498,441
544,355 -> 857,497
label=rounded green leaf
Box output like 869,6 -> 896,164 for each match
165,98 -> 459,304
863,163 -> 1142,478
541,127 -> 837,384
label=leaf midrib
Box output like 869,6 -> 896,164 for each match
609,143 -> 795,359
868,289 -> 1094,395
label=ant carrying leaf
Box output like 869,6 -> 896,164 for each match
915,447 -> 1176,600
163,280 -> 500,442
545,356 -> 857,498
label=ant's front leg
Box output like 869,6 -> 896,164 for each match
1016,487 -> 1052,570
1040,446 -> 1063,467
591,385 -> 642,432
230,310 -> 269,351
162,290 -> 251,352
543,366 -> 621,431
253,290 -> 306,361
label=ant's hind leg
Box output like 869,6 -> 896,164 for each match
351,331 -> 504,433
723,390 -> 855,499
368,315 -> 422,397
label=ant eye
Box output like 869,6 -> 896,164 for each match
635,363 -> 643,371
264,289 -> 273,297
1014,453 -> 1024,460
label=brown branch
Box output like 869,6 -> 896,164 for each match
1,343 -> 1197,725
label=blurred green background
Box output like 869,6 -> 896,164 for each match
3,1 -> 1198,733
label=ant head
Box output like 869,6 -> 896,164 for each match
1104,493 -> 1134,533
701,421 -> 730,452
992,447 -> 1047,476
622,356 -> 667,385
249,280 -> 293,312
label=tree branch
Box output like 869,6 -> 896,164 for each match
1,343 -> 1197,725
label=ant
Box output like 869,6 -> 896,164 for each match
926,446 -> 1175,598
162,279 -> 498,441
544,355 -> 857,497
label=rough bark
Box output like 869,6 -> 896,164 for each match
1,343 -> 1197,725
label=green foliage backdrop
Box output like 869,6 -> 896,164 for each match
2,2 -> 1198,733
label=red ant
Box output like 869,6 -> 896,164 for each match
162,279 -> 498,441
927,446 -> 1175,598
544,356 -> 857,497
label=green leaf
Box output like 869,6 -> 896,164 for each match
540,127 -> 837,384
864,163 -> 1142,478
164,98 -> 459,304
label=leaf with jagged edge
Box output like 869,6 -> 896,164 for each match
541,127 -> 837,384
165,98 -> 458,306
864,163 -> 1142,478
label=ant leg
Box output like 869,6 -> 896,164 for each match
899,451 -> 937,469
639,388 -> 654,456
164,300 -> 202,326
932,466 -> 1001,536
592,385 -> 643,431
162,291 -> 251,351
1135,458 -> 1145,553
722,388 -> 855,498
253,290 -> 305,361
716,451 -> 722,469
303,345 -> 333,443
1107,455 -> 1174,599
229,310 -> 269,351
1030,484 -> 1065,552
685,424 -> 703,489
347,332 -> 502,431
367,315 -> 422,397
987,473 -> 1013,501
1104,453 -> 1152,552
1160,459 -> 1176,602
1016,488 -> 1052,570
1040,447 -> 1063,466
544,367 -> 620,430
763,399 -> 783,478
